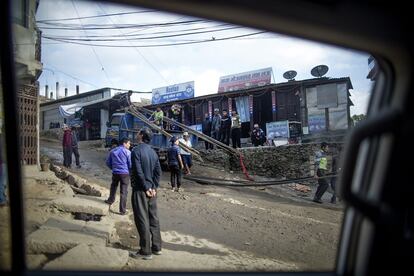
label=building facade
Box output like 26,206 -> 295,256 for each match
146,77 -> 353,142
40,88 -> 122,140
12,0 -> 42,165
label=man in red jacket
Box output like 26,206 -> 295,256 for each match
62,124 -> 72,168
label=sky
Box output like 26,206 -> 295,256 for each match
35,0 -> 373,115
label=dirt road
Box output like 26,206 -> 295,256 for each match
40,139 -> 343,271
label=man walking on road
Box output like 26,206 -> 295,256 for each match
130,128 -> 162,260
313,142 -> 329,204
62,124 -> 72,168
105,137 -> 131,215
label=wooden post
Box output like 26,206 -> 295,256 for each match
249,95 -> 254,130
76,85 -> 79,95
271,90 -> 277,121
228,98 -> 232,114
64,88 -> 68,97
45,85 -> 49,98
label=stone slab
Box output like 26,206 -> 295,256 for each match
27,228 -> 106,254
27,254 -> 48,269
40,217 -> 117,242
44,244 -> 129,270
52,196 -> 109,216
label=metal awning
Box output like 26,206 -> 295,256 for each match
59,97 -> 111,118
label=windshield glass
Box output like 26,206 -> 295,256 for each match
5,0 -> 376,272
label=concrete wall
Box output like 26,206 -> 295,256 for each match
200,143 -> 343,179
13,0 -> 42,83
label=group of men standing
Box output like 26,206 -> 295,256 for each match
105,128 -> 162,260
202,108 -> 268,149
202,108 -> 242,149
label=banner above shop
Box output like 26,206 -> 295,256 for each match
152,81 -> 195,105
218,67 -> 273,93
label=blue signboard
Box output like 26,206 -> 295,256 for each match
308,114 -> 326,133
152,81 -> 195,104
266,120 -> 289,139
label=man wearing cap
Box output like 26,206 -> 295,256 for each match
62,124 -> 72,168
211,108 -> 221,142
178,132 -> 192,175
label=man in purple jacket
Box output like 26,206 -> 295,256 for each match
104,137 -> 131,215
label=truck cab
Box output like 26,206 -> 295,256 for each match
105,112 -> 184,168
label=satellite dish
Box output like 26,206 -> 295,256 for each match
283,70 -> 297,81
311,65 -> 329,78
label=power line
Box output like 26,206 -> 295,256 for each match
43,66 -> 99,88
36,19 -> 209,30
70,0 -> 114,87
96,3 -> 169,84
41,23 -> 234,39
37,10 -> 157,22
42,26 -> 242,41
43,31 -> 268,48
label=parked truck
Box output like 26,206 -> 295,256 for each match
105,111 -> 196,167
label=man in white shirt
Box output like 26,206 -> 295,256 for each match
178,132 -> 192,175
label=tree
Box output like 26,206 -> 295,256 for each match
351,114 -> 366,125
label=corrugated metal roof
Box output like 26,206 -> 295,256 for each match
40,87 -> 111,107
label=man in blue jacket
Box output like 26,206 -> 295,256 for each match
129,127 -> 162,260
104,137 -> 131,215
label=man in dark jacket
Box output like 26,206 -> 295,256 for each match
71,126 -> 81,168
220,109 -> 231,146
130,128 -> 162,260
62,124 -> 72,168
201,113 -> 213,150
211,108 -> 221,141
105,137 -> 131,215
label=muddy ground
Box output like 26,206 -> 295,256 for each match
40,138 -> 344,271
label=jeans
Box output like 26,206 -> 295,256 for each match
231,128 -> 241,148
72,146 -> 80,166
63,146 -> 72,167
220,128 -> 231,146
169,164 -> 182,188
314,169 -> 329,201
107,174 -> 129,214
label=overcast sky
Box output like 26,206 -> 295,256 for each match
36,0 -> 372,115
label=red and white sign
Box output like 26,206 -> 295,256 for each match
218,67 -> 273,93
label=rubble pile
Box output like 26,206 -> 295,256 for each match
50,164 -> 102,196
200,143 -> 343,178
